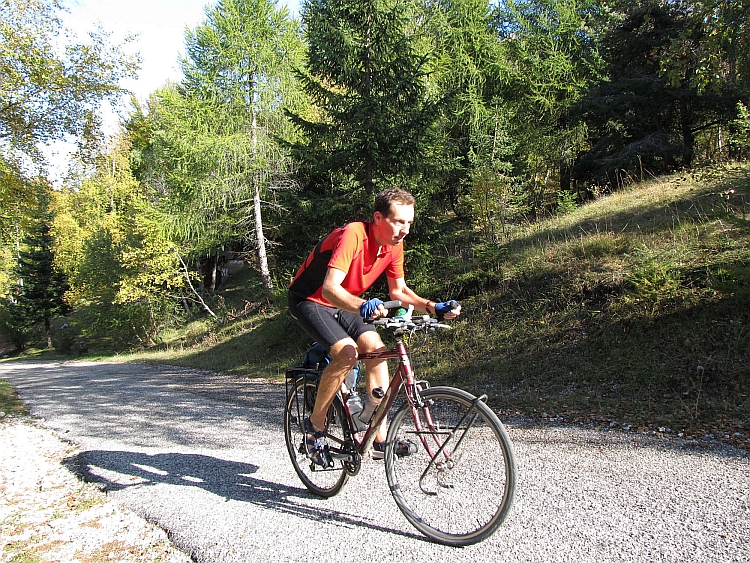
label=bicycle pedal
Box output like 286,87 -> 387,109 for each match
311,452 -> 335,469
322,446 -> 334,468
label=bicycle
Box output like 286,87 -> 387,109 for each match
283,301 -> 516,547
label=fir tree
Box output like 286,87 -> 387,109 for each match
10,192 -> 70,349
290,0 -> 437,198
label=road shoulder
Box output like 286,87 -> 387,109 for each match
0,417 -> 193,563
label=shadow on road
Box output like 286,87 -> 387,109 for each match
63,450 -> 423,541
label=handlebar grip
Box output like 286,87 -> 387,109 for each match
381,300 -> 402,310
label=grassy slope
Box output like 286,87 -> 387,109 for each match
422,163 -> 750,445
11,164 -> 749,446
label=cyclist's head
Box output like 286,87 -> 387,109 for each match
374,188 -> 415,218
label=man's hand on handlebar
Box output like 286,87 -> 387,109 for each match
435,300 -> 461,320
363,299 -> 462,322
360,297 -> 387,320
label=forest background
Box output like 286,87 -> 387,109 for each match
1,0 -> 749,445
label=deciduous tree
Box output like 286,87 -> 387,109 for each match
143,0 -> 305,291
52,134 -> 183,347
0,0 -> 138,157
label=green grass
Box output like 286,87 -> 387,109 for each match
0,379 -> 28,418
413,163 -> 750,445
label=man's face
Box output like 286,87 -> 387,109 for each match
373,202 -> 414,246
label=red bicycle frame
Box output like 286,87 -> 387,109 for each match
349,339 -> 440,458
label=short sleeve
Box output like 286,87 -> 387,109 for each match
328,223 -> 364,274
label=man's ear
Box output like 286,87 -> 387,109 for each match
373,211 -> 383,224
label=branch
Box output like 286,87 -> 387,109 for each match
174,248 -> 223,324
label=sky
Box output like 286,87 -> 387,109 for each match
46,0 -> 300,181
61,0 -> 209,105
61,0 -> 300,103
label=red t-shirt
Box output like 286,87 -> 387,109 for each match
288,221 -> 405,305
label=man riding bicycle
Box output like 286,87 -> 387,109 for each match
288,187 -> 461,466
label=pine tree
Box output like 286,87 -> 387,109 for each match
425,0 -> 515,215
9,190 -> 69,349
144,0 -> 304,291
290,0 -> 437,197
495,0 -> 602,211
571,1 -> 735,186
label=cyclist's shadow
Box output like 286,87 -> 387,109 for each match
63,449 -> 422,539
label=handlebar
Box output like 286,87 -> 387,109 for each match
370,301 -> 452,333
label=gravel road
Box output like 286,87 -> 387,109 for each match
1,359 -> 748,563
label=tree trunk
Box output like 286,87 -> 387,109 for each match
560,162 -> 571,194
203,254 -> 218,291
254,184 -> 272,290
680,94 -> 695,167
252,99 -> 273,291
45,317 -> 52,349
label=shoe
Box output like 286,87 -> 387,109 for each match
304,417 -> 333,468
371,438 -> 418,460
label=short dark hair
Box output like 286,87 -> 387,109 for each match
374,188 -> 415,217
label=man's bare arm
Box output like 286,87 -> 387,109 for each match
321,267 -> 387,319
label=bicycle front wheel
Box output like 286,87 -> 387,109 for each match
284,377 -> 349,497
385,386 -> 516,546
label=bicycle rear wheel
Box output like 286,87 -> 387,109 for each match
284,377 -> 349,497
385,386 -> 516,546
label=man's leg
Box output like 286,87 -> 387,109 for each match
357,331 -> 416,459
308,337 -> 358,433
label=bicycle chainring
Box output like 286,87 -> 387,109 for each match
342,443 -> 361,476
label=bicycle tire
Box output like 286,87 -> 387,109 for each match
384,386 -> 516,546
283,377 -> 349,497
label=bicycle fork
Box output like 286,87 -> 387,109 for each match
413,394 -> 489,495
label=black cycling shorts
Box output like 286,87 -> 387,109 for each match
289,297 -> 376,351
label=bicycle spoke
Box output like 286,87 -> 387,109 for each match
283,377 -> 349,497
385,387 -> 516,546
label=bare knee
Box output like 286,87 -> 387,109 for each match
329,339 -> 358,371
356,331 -> 385,353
